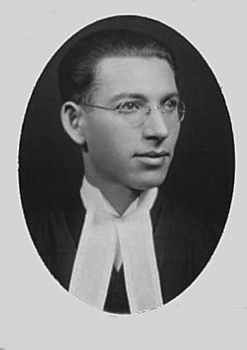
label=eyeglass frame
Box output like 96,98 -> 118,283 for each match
80,97 -> 186,125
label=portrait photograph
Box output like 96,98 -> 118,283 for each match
1,1 -> 246,349
18,14 -> 235,315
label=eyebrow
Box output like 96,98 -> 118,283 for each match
109,91 -> 179,104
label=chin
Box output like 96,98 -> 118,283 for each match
131,169 -> 169,191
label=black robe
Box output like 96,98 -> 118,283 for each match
27,187 -> 219,314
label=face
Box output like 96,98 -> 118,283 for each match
82,56 -> 181,193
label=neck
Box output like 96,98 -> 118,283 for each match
84,174 -> 141,216
88,177 -> 141,215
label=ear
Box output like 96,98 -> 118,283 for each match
60,101 -> 86,145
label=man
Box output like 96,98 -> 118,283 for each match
29,29 -> 217,314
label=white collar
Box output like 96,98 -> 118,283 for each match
69,177 -> 163,313
80,176 -> 158,218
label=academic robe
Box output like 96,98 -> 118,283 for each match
27,186 -> 219,314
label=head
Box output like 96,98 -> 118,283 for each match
59,29 -> 184,197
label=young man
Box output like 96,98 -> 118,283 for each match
31,29 -> 216,314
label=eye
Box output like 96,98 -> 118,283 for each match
162,98 -> 179,111
116,101 -> 143,114
165,98 -> 178,110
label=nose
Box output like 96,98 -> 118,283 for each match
142,106 -> 169,141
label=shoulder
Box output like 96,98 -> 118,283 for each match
154,188 -> 221,243
26,191 -> 85,256
24,193 -> 86,289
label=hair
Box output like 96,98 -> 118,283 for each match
58,29 -> 178,104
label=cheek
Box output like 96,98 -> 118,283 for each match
86,120 -> 132,164
86,119 -> 113,149
87,116 -> 136,151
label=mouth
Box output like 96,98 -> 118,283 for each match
134,151 -> 170,166
135,151 -> 170,158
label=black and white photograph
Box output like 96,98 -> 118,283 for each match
19,15 -> 234,314
0,1 -> 246,349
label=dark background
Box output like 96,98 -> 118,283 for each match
18,15 -> 235,240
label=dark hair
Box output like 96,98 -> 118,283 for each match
58,29 -> 178,104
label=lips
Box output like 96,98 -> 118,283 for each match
135,151 -> 170,158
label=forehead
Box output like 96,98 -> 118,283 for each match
94,57 -> 177,101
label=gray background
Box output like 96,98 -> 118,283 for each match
0,1 -> 246,349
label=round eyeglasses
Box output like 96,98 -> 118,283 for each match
81,97 -> 185,127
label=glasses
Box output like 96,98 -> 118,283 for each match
81,97 -> 185,127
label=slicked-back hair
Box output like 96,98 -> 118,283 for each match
58,29 -> 178,105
